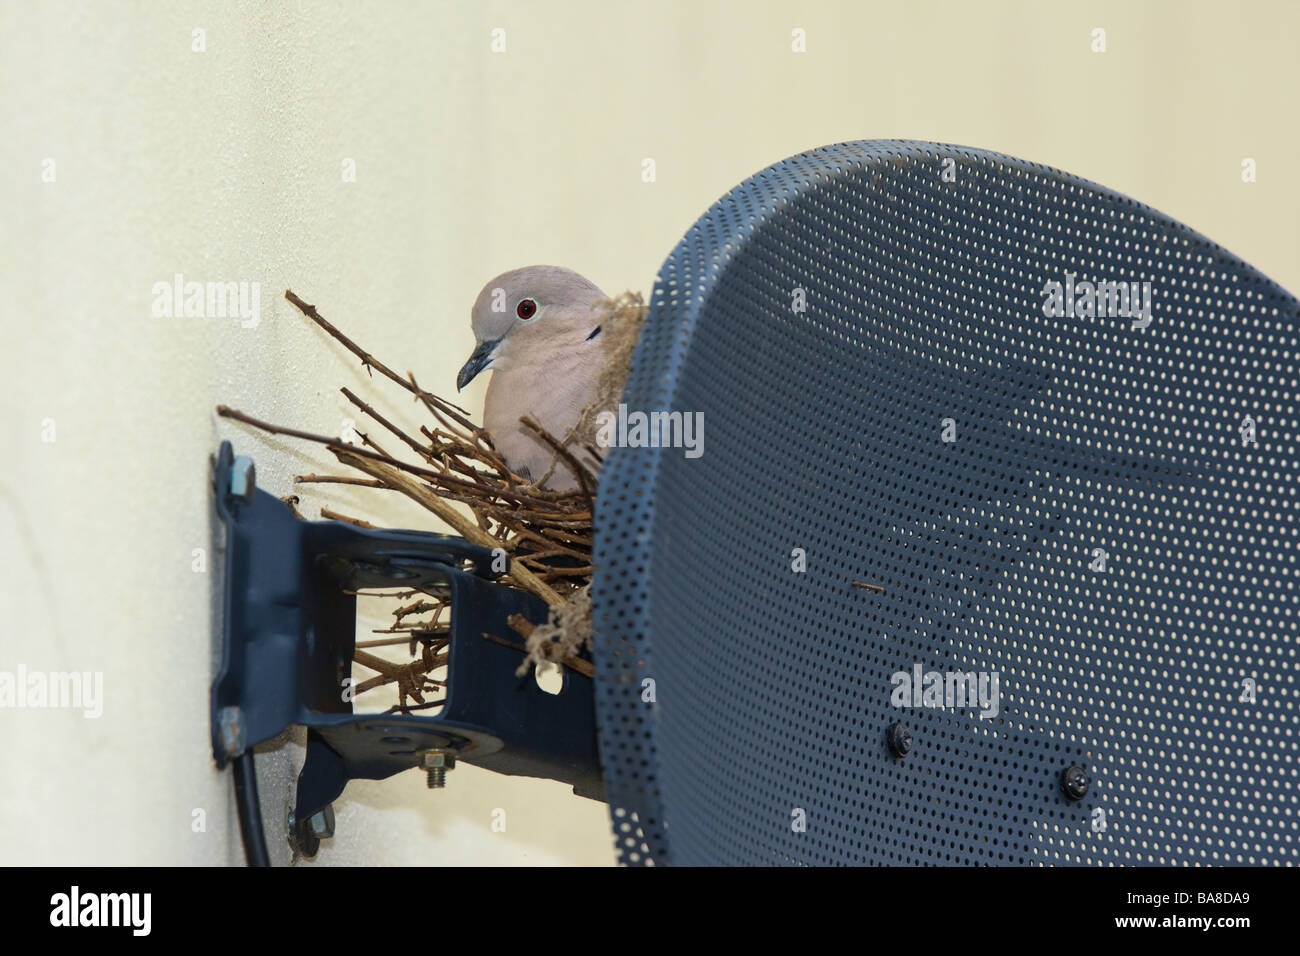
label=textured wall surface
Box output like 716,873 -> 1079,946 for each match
1,0 -> 1296,864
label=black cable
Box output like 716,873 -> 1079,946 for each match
231,751 -> 272,867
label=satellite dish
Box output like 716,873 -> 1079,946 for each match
592,141 -> 1300,866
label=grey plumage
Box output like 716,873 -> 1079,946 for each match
458,265 -> 608,489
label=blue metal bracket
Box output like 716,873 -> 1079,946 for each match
210,441 -> 603,857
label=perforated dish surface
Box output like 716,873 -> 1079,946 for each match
591,140 -> 1300,865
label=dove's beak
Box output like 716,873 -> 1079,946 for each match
457,338 -> 500,392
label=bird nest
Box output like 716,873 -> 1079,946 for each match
217,289 -> 647,713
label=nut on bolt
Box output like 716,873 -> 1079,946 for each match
1061,764 -> 1090,801
308,804 -> 335,839
419,749 -> 456,789
228,455 -> 256,504
886,722 -> 913,758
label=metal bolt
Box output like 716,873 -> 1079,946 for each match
217,706 -> 244,757
886,722 -> 913,758
419,749 -> 456,789
1061,765 -> 1090,801
228,455 -> 256,504
287,808 -> 309,857
308,804 -> 335,839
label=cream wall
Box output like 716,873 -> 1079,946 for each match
1,0 -> 1296,865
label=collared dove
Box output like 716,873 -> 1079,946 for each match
457,265 -> 608,490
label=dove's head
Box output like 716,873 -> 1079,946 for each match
457,265 -> 608,391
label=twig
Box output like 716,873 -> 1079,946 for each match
286,290 -> 418,393
218,404 -> 577,510
481,629 -> 594,679
520,415 -> 596,503
320,507 -> 377,528
357,635 -> 445,649
296,473 -> 386,487
332,446 -> 565,607
341,386 -> 435,463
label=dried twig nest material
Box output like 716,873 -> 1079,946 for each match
217,289 -> 647,711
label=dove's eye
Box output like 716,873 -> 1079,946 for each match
516,298 -> 538,320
